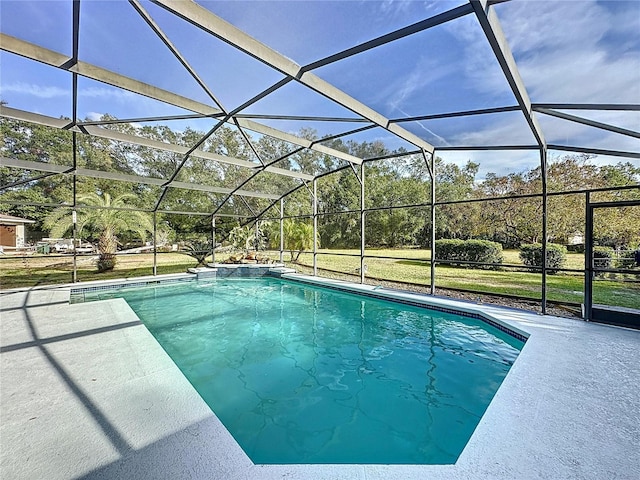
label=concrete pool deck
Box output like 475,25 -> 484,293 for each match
1,274 -> 639,479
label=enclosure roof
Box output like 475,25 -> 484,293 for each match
1,0 -> 639,218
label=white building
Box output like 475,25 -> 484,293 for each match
0,214 -> 36,250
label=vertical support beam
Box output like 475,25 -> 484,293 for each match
279,199 -> 284,263
541,147 -> 548,314
313,178 -> 318,276
360,162 -> 365,284
254,220 -> 259,251
584,191 -> 593,321
429,151 -> 436,295
72,209 -> 77,283
153,211 -> 157,275
71,0 -> 80,125
211,216 -> 216,264
72,132 -> 77,283
72,0 -> 80,64
71,0 -> 79,283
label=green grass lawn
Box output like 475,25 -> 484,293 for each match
2,248 -> 638,310
0,253 -> 198,290
289,248 -> 639,310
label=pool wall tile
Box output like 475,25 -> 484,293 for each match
70,276 -> 194,302
214,265 -> 278,278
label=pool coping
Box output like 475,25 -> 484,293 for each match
1,273 -> 639,479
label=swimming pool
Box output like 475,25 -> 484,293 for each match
80,277 -> 524,464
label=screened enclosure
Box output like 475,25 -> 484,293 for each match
1,0 -> 639,321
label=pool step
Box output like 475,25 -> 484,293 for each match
187,267 -> 217,279
268,266 -> 297,277
189,264 -> 293,279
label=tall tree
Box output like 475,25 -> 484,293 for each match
478,171 -> 542,247
431,159 -> 480,242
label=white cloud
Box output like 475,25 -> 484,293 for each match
85,112 -> 104,121
437,148 -> 541,180
0,82 -> 69,99
449,114 -> 535,146
427,0 -> 640,164
380,55 -> 457,113
566,110 -> 640,132
378,0 -> 413,16
377,0 -> 466,18
398,109 -> 452,147
0,82 -> 141,107
77,86 -> 191,121
519,49 -> 640,103
386,71 -> 434,115
433,109 -> 640,178
532,106 -> 640,154
436,0 -> 640,107
497,0 -> 640,103
440,13 -> 513,100
78,87 -> 137,102
498,0 -> 609,56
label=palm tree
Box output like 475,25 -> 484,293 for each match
44,193 -> 153,272
271,220 -> 317,262
229,224 -> 267,252
180,239 -> 213,267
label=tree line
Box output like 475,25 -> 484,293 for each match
1,116 -> 638,252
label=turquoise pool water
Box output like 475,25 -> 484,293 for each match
82,277 -> 523,464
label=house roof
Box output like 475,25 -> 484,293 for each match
0,214 -> 36,225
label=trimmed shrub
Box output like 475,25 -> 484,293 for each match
519,243 -> 567,274
593,246 -> 614,271
617,249 -> 638,269
434,239 -> 464,263
463,240 -> 504,266
566,243 -> 585,254
519,244 -> 541,270
435,239 -> 503,269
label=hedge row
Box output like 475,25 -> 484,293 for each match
592,247 -> 638,270
617,249 -> 639,269
593,246 -> 614,270
435,239 -> 504,269
563,246 -> 637,269
436,241 -> 636,274
519,243 -> 567,274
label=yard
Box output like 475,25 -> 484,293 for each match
288,248 -> 639,310
0,252 -> 195,289
1,248 -> 638,310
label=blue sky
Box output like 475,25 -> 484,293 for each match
1,0 -> 639,177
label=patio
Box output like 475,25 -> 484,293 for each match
1,276 -> 638,479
